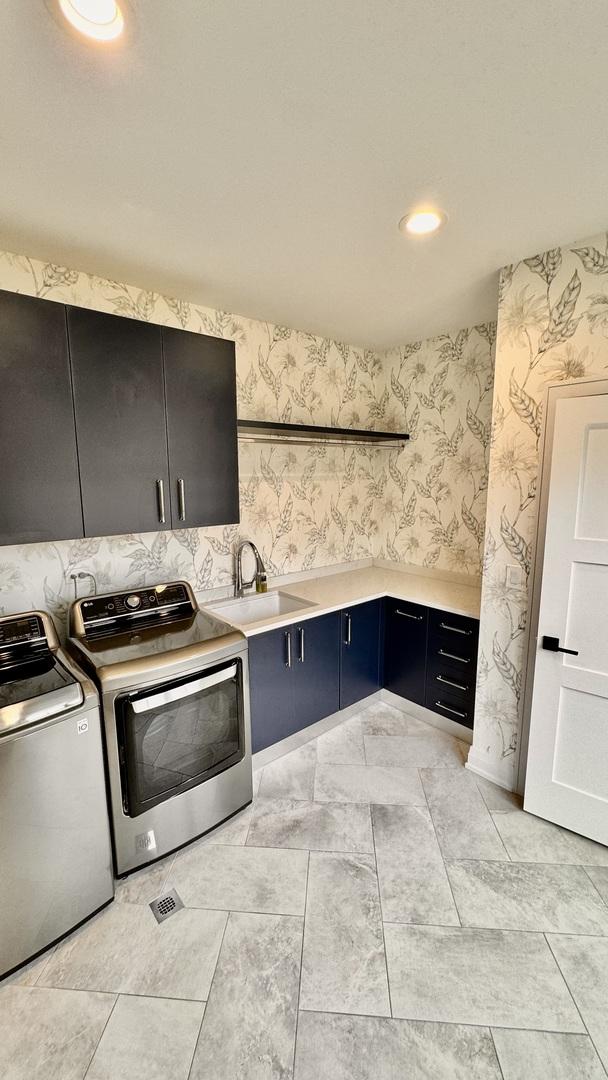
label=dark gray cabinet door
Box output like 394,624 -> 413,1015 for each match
248,625 -> 295,753
67,307 -> 170,537
0,289 -> 83,545
162,328 -> 239,528
340,599 -> 382,709
383,597 -> 428,705
293,612 -> 341,729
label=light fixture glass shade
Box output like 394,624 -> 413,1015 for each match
58,0 -> 124,41
399,209 -> 446,236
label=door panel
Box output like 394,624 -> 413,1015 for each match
340,600 -> 381,709
162,328 -> 239,528
383,597 -> 428,705
293,612 -> 341,729
248,625 -> 295,753
0,289 -> 83,544
525,389 -> 608,845
67,307 -> 169,537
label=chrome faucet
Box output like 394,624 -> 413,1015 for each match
234,540 -> 266,597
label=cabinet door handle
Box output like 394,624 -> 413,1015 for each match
435,700 -> 467,719
285,630 -> 292,668
177,477 -> 186,522
156,479 -> 166,524
344,613 -> 352,646
396,609 -> 424,620
298,627 -> 305,663
436,674 -> 468,692
440,621 -> 472,636
438,648 -> 470,664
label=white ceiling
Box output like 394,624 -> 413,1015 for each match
1,1 -> 607,347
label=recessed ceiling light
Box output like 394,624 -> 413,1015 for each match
399,208 -> 447,236
57,0 -> 124,41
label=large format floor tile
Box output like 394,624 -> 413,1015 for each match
0,985 -> 115,1080
246,797 -> 374,852
585,865 -> 608,902
314,762 -> 425,804
300,851 -> 390,1016
447,860 -> 608,934
491,1028 -> 606,1080
171,843 -> 308,915
257,743 -> 316,800
115,857 -> 176,906
372,804 -> 459,925
547,934 -> 608,1070
384,923 -> 584,1030
315,718 -> 365,764
474,776 -> 523,812
39,901 -> 227,1000
295,1011 -> 501,1080
360,702 -> 430,737
492,810 -> 608,865
420,769 -> 508,861
364,732 -> 466,768
190,912 -> 302,1080
86,995 -> 204,1080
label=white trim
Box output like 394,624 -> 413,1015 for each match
380,688 -> 473,745
465,748 -> 517,792
251,690 -> 382,770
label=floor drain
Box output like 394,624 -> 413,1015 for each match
149,888 -> 184,924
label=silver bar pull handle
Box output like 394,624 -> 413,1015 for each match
156,479 -> 166,524
440,621 -> 472,636
396,609 -> 424,621
438,649 -> 470,664
177,477 -> 186,522
285,630 -> 292,668
345,613 -> 352,646
435,700 -> 467,719
436,674 -> 468,692
131,664 -> 237,714
298,627 -> 305,663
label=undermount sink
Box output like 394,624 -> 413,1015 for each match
207,590 -> 313,627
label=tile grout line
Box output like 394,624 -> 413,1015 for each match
369,804 -> 395,1018
184,1004 -> 207,1080
417,768 -> 462,928
488,1029 -> 507,1080
544,932 -> 608,1078
291,847 -> 311,1080
581,866 -> 608,913
185,910 -> 232,1080
82,992 -> 120,1080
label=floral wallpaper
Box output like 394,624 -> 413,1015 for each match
376,325 -> 495,577
472,231 -> 608,788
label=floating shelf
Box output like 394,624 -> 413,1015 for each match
237,419 -> 409,449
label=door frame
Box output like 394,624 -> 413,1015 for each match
516,375 -> 608,794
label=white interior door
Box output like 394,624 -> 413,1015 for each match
525,386 -> 608,845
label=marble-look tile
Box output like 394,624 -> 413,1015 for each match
115,856 -> 175,905
492,810 -> 608,865
300,851 -> 390,1016
420,769 -> 508,861
314,763 -> 425,805
198,804 -> 254,846
257,743 -> 316,800
447,860 -> 608,934
491,1029 -> 606,1080
360,702 -> 430,737
364,732 -> 466,768
547,934 -> 608,1070
1,946 -> 56,986
171,844 -> 308,915
315,718 -> 365,764
372,805 -> 459,925
190,912 -> 302,1080
384,924 -> 584,1030
0,985 -> 115,1079
295,1011 -> 501,1080
246,797 -> 374,852
252,769 -> 262,797
39,901 -> 227,1000
474,775 -> 523,812
87,995 -> 204,1080
585,865 -> 608,903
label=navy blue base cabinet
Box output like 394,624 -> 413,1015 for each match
339,600 -> 382,709
383,597 -> 428,706
249,612 -> 341,753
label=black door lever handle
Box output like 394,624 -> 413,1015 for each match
542,635 -> 579,656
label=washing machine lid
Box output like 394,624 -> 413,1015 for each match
0,613 -> 84,736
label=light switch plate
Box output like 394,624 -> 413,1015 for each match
505,564 -> 524,588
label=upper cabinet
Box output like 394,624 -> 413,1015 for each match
162,327 -> 239,529
0,290 -> 83,545
0,290 -> 240,545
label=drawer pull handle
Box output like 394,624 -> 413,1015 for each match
285,630 -> 292,668
298,626 -> 305,663
435,700 -> 467,719
438,649 -> 470,664
344,613 -> 352,647
396,609 -> 424,621
436,674 -> 468,692
440,621 -> 472,636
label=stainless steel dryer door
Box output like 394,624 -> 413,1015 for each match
116,658 -> 245,817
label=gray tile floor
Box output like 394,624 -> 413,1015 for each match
2,700 -> 608,1079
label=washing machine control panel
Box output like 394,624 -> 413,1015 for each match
79,582 -> 194,637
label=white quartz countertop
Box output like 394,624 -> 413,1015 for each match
201,565 -> 481,638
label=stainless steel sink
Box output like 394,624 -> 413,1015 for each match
206,590 -> 313,627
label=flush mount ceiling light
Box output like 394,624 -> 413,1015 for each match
57,0 -> 125,41
399,208 -> 447,236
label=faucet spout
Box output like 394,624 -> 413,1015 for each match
234,540 -> 266,597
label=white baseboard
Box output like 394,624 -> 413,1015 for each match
252,690 -> 383,771
465,746 -> 517,792
380,689 -> 473,746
